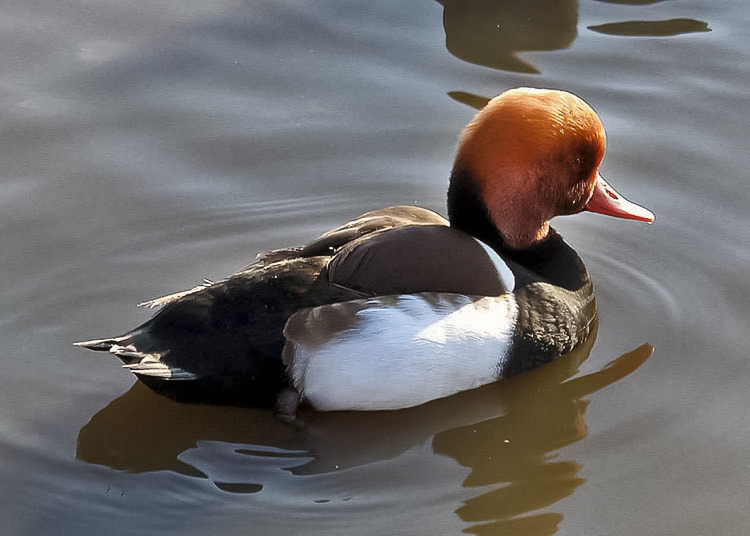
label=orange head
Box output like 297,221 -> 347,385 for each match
449,88 -> 653,249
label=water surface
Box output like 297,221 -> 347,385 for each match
2,1 -> 749,534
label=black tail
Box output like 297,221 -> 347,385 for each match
73,337 -> 120,352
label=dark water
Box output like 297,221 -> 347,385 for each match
2,1 -> 748,534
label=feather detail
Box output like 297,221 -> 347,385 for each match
137,279 -> 215,309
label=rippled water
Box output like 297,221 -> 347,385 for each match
2,1 -> 749,535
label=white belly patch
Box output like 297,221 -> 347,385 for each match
282,292 -> 518,411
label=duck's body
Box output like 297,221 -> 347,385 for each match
76,88 -> 653,412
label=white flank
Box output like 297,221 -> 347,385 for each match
284,292 -> 518,411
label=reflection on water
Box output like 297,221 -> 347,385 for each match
447,91 -> 490,110
434,338 -> 652,535
438,0 -> 577,73
77,384 -> 291,477
588,18 -> 711,37
3,0 -> 742,532
78,322 -> 652,533
595,0 -> 671,5
439,0 -> 711,74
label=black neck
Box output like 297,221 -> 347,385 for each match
447,165 -> 505,251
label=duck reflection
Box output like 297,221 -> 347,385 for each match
588,18 -> 710,37
79,325 -> 651,532
438,0 -> 578,73
446,91 -> 490,111
432,338 -> 652,534
438,0 -> 710,74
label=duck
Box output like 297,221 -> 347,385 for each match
75,87 -> 654,413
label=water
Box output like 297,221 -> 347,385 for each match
2,0 -> 749,534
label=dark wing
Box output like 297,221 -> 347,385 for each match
299,205 -> 449,257
327,224 -> 510,297
246,205 -> 447,267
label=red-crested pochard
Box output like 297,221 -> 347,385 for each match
76,88 -> 654,413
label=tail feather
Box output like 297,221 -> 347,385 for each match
75,335 -> 196,381
137,280 -> 214,309
123,356 -> 198,380
73,337 -> 122,352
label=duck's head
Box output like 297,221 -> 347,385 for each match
448,87 -> 654,250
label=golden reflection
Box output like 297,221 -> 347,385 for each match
438,0 -> 711,74
447,91 -> 491,111
432,338 -> 653,535
437,0 -> 578,73
77,384 -> 290,476
588,18 -> 711,37
79,331 -> 651,532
